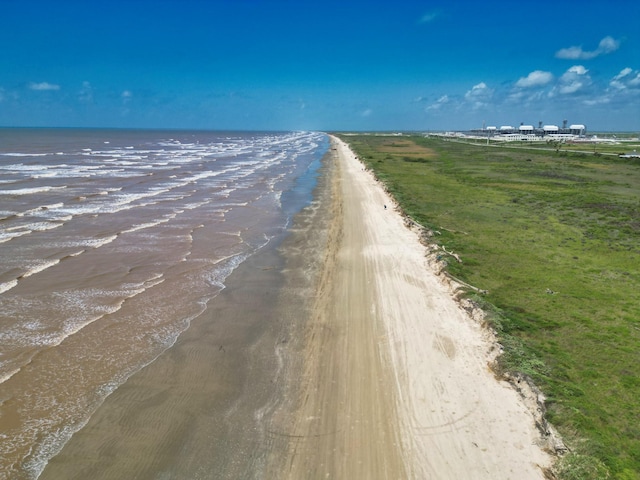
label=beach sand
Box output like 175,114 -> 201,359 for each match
265,136 -> 553,479
42,135 -> 553,479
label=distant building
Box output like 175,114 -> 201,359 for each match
481,121 -> 588,141
464,121 -> 588,142
569,124 -> 586,136
620,150 -> 640,158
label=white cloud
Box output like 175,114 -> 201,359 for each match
121,90 -> 133,104
465,82 -> 487,98
583,96 -> 611,106
465,82 -> 493,104
361,108 -> 372,117
78,81 -> 93,103
557,65 -> 591,95
613,67 -> 633,81
610,67 -> 640,90
515,70 -> 553,88
463,82 -> 494,110
29,82 -> 60,91
598,36 -> 620,54
567,65 -> 588,75
507,88 -> 547,105
419,11 -> 440,24
555,46 -> 584,60
426,94 -> 450,111
555,35 -> 620,60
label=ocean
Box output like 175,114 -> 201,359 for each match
0,128 -> 329,478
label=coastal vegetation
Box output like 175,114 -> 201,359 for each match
336,134 -> 640,480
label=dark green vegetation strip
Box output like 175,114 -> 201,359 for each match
337,134 -> 640,480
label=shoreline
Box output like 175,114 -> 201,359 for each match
39,141 -> 337,480
270,135 -> 554,478
39,134 -> 554,478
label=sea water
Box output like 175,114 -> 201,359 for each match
0,128 -> 328,478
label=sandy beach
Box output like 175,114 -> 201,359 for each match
268,136 -> 553,479
39,133 -> 553,479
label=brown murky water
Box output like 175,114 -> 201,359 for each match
0,128 -> 327,478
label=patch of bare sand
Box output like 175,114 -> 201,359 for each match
272,136 -> 553,479
376,139 -> 436,157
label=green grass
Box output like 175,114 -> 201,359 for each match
337,134 -> 640,480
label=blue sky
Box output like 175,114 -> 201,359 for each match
1,0 -> 639,131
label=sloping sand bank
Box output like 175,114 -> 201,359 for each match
272,136 -> 552,479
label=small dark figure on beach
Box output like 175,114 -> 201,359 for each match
384,205 -> 387,209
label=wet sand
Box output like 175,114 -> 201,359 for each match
42,135 -> 553,479
39,246 -> 287,479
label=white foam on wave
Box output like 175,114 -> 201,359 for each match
205,231 -> 274,290
48,274 -> 167,347
11,276 -> 207,478
1,152 -> 49,157
109,158 -> 146,165
20,259 -> 61,279
54,202 -> 101,217
122,213 -> 177,234
0,186 -> 66,196
0,365 -> 20,384
273,190 -> 283,208
26,221 -> 65,233
206,252 -> 252,290
0,219 -> 65,243
0,279 -> 18,294
32,165 -> 101,179
16,202 -> 64,217
81,166 -> 231,215
0,163 -> 44,172
1,272 -> 168,358
80,235 -> 118,249
182,200 -> 210,210
0,230 -> 30,243
121,273 -> 165,291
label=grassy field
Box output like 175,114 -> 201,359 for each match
455,135 -> 640,158
336,134 -> 640,480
